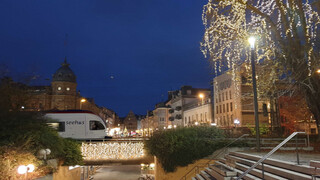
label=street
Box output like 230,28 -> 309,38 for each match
92,165 -> 141,180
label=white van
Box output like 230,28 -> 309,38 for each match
45,110 -> 107,140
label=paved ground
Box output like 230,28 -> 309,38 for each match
92,165 -> 141,180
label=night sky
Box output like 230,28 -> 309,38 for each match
0,0 -> 212,116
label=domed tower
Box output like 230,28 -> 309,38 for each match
51,58 -> 77,110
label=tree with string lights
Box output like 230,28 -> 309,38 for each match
201,0 -> 320,137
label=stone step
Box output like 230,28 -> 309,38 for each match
204,167 -> 233,180
232,168 -> 262,180
229,152 -> 316,176
200,170 -> 216,180
234,162 -> 288,180
226,154 -> 312,180
208,163 -> 237,177
196,173 -> 206,180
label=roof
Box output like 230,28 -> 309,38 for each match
52,57 -> 76,83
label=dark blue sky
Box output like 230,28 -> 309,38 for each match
0,0 -> 212,116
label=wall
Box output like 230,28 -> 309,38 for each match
155,157 -> 215,180
53,166 -> 81,180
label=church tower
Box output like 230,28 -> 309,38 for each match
51,57 -> 77,110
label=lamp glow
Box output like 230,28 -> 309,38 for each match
199,93 -> 204,99
248,37 -> 256,49
317,69 -> 320,73
80,99 -> 86,103
27,164 -> 35,172
17,165 -> 27,174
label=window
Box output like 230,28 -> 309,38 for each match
189,117 -> 191,124
205,112 -> 207,121
200,114 -> 203,122
216,106 -> 219,114
227,103 -> 229,112
222,92 -> 224,101
223,104 -> 225,113
219,94 -> 221,102
185,117 -> 187,124
226,92 -> 228,100
229,91 -> 232,99
230,102 -> 233,111
58,122 -> 65,132
219,105 -> 222,113
216,98 -> 218,103
89,121 -> 105,130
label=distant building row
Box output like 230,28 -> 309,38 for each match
138,64 -> 318,136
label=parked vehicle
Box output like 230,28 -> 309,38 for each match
45,110 -> 107,140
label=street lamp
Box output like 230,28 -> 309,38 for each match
17,164 -> 34,179
248,36 -> 260,151
234,119 -> 240,127
316,69 -> 320,73
199,93 -> 204,105
80,98 -> 86,110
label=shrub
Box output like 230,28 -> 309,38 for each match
0,111 -> 83,179
144,126 -> 226,172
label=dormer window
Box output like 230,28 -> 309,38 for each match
58,87 -> 62,91
66,87 -> 70,91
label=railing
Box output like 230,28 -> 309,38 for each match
236,132 -> 305,180
180,134 -> 249,180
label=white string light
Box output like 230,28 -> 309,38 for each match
81,141 -> 145,160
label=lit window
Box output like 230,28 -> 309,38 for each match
66,87 -> 70,91
58,87 -> 61,91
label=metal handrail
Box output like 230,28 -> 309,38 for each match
180,134 -> 249,180
236,132 -> 305,180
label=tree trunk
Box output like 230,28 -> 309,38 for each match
301,76 -> 320,140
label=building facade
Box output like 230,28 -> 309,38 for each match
183,98 -> 213,126
21,58 -> 116,128
213,69 -> 269,129
166,86 -> 211,127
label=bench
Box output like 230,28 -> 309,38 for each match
310,160 -> 320,180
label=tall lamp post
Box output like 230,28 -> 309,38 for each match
248,37 -> 260,151
80,98 -> 86,110
199,93 -> 204,105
